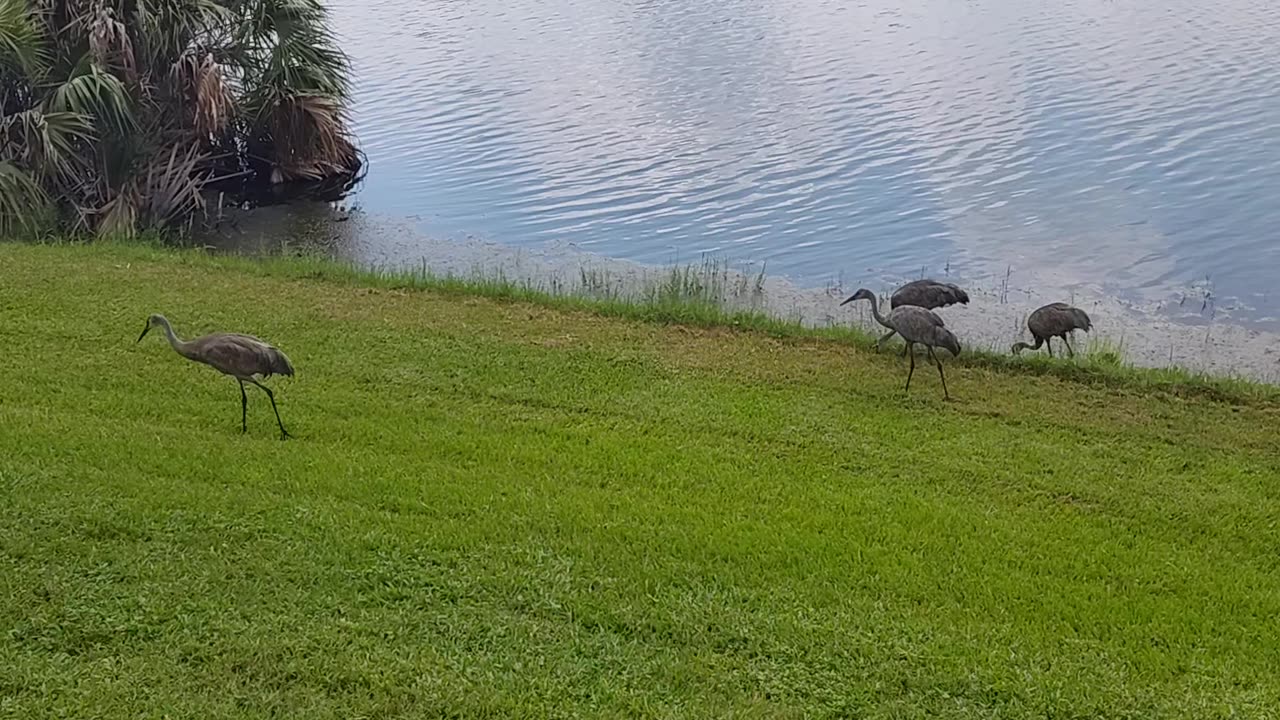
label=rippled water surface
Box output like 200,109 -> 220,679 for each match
325,0 -> 1280,322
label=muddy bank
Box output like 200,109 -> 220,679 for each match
194,204 -> 1280,384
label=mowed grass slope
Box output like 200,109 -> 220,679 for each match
2,243 -> 1279,718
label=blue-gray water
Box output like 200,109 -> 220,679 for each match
325,0 -> 1280,324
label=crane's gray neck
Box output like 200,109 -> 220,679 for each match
865,295 -> 892,329
1012,337 -> 1043,354
156,318 -> 193,357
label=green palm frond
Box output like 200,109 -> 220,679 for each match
0,0 -> 48,79
136,0 -> 235,71
0,159 -> 51,235
50,57 -> 137,135
0,106 -> 93,181
239,0 -> 350,103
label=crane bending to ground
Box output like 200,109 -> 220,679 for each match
871,279 -> 970,351
137,314 -> 295,439
841,288 -> 961,400
1012,303 -> 1093,358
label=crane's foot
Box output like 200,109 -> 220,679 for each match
279,428 -> 293,441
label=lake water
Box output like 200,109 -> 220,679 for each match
315,0 -> 1280,326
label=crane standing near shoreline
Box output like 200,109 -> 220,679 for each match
137,314 -> 295,439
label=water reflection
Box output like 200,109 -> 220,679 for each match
307,0 -> 1280,323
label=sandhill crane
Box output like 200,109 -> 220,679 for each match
871,279 -> 970,351
891,279 -> 971,310
137,314 -> 295,439
1012,303 -> 1093,358
841,288 -> 961,399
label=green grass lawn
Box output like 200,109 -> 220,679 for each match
3,242 -> 1280,718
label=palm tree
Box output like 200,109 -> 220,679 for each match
0,0 -> 362,237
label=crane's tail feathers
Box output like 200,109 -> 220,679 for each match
936,328 -> 961,356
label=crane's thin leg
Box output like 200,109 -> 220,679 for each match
929,347 -> 950,401
237,379 -> 248,433
904,342 -> 916,393
1063,335 -> 1076,358
248,379 -> 291,440
875,329 -> 897,351
1046,338 -> 1054,357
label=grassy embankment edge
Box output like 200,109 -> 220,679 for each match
15,236 -> 1277,405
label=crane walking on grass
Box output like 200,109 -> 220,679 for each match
137,314 -> 295,439
1012,303 -> 1093,358
871,279 -> 970,351
841,288 -> 961,400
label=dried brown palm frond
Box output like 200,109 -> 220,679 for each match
82,0 -> 136,83
85,144 -> 204,237
94,180 -> 139,236
140,142 -> 205,228
170,50 -> 235,138
260,93 -> 358,183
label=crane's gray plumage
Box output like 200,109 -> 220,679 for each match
1012,303 -> 1092,358
137,314 -> 295,439
890,279 -> 970,310
871,279 -> 970,351
841,288 -> 961,399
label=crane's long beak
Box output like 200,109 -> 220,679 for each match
839,295 -> 857,306
136,323 -> 151,343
